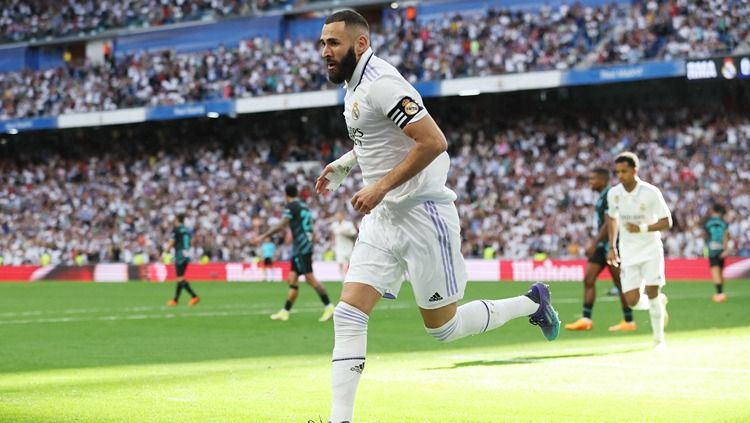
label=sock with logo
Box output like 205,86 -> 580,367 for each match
330,302 -> 368,423
633,293 -> 650,310
425,296 -> 539,342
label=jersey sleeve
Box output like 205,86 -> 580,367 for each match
368,75 -> 428,129
606,189 -> 618,219
652,187 -> 672,221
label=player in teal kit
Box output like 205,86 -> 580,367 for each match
165,214 -> 200,307
254,184 -> 334,321
565,168 -> 633,331
704,203 -> 730,302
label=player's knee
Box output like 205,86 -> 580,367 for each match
333,302 -> 369,334
288,284 -> 299,290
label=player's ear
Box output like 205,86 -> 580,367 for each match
356,33 -> 368,56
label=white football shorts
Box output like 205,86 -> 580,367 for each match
620,250 -> 666,293
345,200 -> 467,309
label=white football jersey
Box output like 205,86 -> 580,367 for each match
331,219 -> 357,254
343,47 -> 456,208
607,178 -> 672,266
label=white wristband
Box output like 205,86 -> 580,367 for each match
325,150 -> 358,191
639,223 -> 649,233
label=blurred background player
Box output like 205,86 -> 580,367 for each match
261,237 -> 277,282
330,211 -> 357,279
253,184 -> 334,322
565,168 -> 634,332
705,204 -> 731,302
165,214 -> 200,307
607,152 -> 672,349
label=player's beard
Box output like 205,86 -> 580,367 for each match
327,47 -> 357,84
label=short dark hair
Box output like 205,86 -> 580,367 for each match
285,184 -> 298,198
591,167 -> 610,179
325,9 -> 370,33
712,203 -> 726,214
615,152 -> 639,169
176,214 -> 185,224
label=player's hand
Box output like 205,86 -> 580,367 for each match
584,244 -> 596,258
625,223 -> 640,233
351,182 -> 387,214
250,236 -> 262,246
720,251 -> 729,259
606,247 -> 620,268
315,164 -> 335,194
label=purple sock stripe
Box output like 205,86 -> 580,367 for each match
334,308 -> 369,326
435,320 -> 458,341
426,201 -> 458,296
480,300 -> 491,333
332,357 -> 366,362
424,201 -> 453,297
431,318 -> 458,337
428,201 -> 459,295
335,304 -> 369,321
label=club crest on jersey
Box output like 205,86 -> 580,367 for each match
613,195 -> 620,203
352,102 -> 360,120
402,98 -> 420,116
640,203 -> 646,211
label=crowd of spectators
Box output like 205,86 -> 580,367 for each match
2,1 -> 749,120
1,106 -> 748,266
0,0 -> 294,44
594,0 -> 750,64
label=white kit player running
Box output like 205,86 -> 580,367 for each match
606,152 -> 672,349
331,211 -> 357,279
315,10 -> 561,423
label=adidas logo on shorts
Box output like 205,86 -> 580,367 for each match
428,292 -> 444,302
350,362 -> 365,374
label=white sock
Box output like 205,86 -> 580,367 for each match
426,296 -> 538,343
330,302 -> 368,423
633,293 -> 650,310
649,296 -> 665,343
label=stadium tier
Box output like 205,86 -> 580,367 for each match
0,0 -> 748,120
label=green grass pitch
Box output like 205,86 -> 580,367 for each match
1,280 -> 749,423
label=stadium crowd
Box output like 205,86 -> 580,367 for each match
2,0 -> 749,119
1,107 -> 748,265
0,0 -> 291,44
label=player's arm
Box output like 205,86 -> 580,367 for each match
605,189 -> 620,266
316,150 -> 358,194
253,218 -> 289,244
164,239 -> 175,253
351,115 -> 447,214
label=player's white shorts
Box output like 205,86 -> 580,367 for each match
345,200 -> 468,309
620,250 -> 666,293
335,248 -> 353,265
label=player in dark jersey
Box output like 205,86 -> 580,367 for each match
254,184 -> 334,321
705,203 -> 730,302
165,214 -> 200,307
565,168 -> 634,331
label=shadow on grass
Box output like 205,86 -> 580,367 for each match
426,347 -> 645,370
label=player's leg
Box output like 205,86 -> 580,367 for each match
413,201 -> 559,342
621,263 -> 650,310
303,261 -> 334,322
270,268 -> 300,321
565,257 -> 603,331
710,258 -> 726,302
177,262 -> 199,306
607,264 -> 636,331
643,254 -> 668,348
329,281 -> 381,423
329,212 -> 404,423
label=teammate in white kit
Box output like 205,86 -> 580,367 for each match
606,152 -> 672,349
315,10 -> 560,423
330,211 -> 357,278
